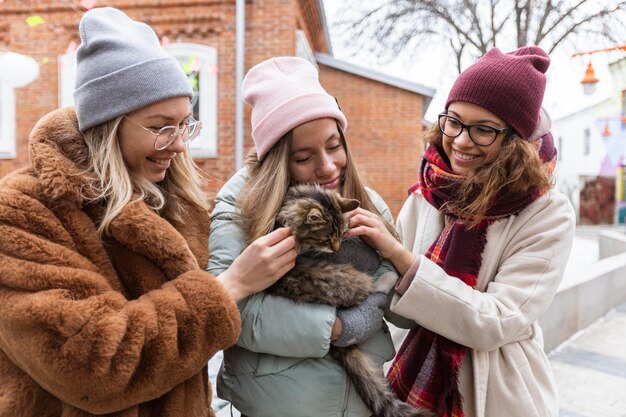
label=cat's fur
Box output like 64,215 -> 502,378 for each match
267,184 -> 432,417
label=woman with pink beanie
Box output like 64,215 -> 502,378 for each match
208,56 -> 400,416
346,46 -> 575,417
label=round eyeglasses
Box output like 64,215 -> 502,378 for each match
123,115 -> 203,150
438,113 -> 511,147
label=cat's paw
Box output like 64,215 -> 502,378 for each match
374,271 -> 398,293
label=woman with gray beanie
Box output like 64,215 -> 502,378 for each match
0,7 -> 295,417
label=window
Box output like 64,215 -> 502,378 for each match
59,43 -> 218,158
583,128 -> 590,156
0,81 -> 16,159
58,51 -> 77,108
167,43 -> 218,158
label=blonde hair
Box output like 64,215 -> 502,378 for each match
424,123 -> 553,226
238,126 -> 399,244
81,116 -> 209,235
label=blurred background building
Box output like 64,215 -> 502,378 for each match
552,53 -> 626,225
0,0 -> 435,216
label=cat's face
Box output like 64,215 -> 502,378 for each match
276,184 -> 359,253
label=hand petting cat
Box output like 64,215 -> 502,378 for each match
346,208 -> 419,276
218,227 -> 297,302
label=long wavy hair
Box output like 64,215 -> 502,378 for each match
424,122 -> 553,226
81,116 -> 209,236
237,124 -> 399,244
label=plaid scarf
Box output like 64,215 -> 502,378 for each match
387,136 -> 556,416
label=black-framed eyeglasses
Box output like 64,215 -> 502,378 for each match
123,115 -> 203,151
438,113 -> 511,147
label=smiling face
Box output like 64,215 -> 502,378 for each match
289,117 -> 347,191
442,101 -> 510,176
117,96 -> 191,183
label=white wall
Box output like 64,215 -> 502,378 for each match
551,57 -> 626,219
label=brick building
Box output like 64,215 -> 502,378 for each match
0,0 -> 434,216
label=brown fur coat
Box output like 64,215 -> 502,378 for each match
0,108 -> 240,417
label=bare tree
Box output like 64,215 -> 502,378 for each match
334,0 -> 626,73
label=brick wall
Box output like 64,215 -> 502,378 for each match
0,3 -> 79,178
196,0 -> 300,197
0,0 -> 427,217
0,0 -> 289,194
297,0 -> 329,54
319,65 -> 425,216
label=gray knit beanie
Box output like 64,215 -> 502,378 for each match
74,7 -> 193,131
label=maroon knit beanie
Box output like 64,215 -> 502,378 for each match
445,46 -> 550,139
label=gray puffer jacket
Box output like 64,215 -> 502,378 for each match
209,168 -> 397,417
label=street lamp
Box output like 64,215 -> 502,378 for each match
572,45 -> 626,95
581,62 -> 599,95
597,115 -> 626,138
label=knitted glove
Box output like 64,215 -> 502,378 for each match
332,292 -> 387,347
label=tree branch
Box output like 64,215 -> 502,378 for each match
547,4 -> 624,54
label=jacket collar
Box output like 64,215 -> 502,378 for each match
28,107 -> 95,207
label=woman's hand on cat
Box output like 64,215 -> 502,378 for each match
345,208 -> 416,275
217,227 -> 297,302
345,208 -> 398,256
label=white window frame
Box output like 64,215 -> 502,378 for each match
58,51 -> 77,108
58,43 -> 218,158
0,81 -> 16,159
167,43 -> 218,158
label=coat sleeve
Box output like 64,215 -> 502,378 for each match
390,192 -> 576,351
208,169 -> 336,358
0,176 -> 241,414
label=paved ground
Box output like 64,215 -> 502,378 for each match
552,226 -> 626,417
550,302 -> 626,417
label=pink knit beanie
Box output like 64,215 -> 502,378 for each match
445,46 -> 550,140
243,56 -> 347,160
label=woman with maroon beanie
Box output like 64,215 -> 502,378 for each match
346,46 -> 575,417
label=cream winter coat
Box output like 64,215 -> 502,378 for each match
388,189 -> 575,417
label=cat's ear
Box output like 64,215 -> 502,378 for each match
339,198 -> 360,213
306,208 -> 324,224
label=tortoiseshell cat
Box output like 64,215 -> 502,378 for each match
267,184 -> 431,417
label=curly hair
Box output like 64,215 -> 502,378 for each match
424,122 -> 553,227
